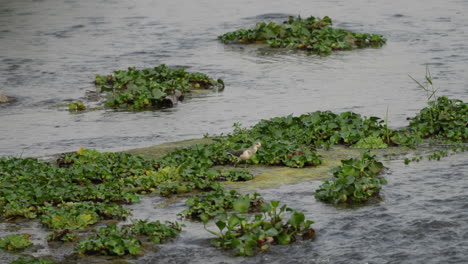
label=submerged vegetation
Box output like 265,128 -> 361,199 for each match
219,15 -> 386,54
95,64 -> 224,110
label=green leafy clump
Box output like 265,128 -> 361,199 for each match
95,64 -> 224,110
130,219 -> 183,244
47,229 -> 77,242
207,201 -> 315,256
407,96 -> 467,141
75,219 -> 182,256
0,148 -> 196,248
391,69 -> 467,146
76,224 -> 142,256
10,256 -> 55,264
38,202 -> 130,233
0,234 -> 33,251
156,110 -> 392,171
315,151 -> 386,204
351,135 -> 388,149
39,202 -> 99,230
68,101 -> 86,112
180,188 -> 264,221
219,15 -> 386,54
256,111 -> 384,145
222,111 -> 388,166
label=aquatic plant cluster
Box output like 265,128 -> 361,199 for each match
350,135 -> 388,149
407,96 -> 467,141
315,151 -> 386,203
180,188 -> 264,221
1,94 -> 466,260
219,16 -> 386,54
67,101 -> 86,112
76,219 -> 182,256
94,64 -> 224,110
157,111 -> 391,176
207,201 -> 315,256
0,149 -> 189,255
0,234 -> 32,251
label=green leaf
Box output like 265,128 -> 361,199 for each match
346,175 -> 355,184
200,213 -> 209,224
233,199 -> 250,213
128,245 -> 142,255
277,233 -> 291,245
227,215 -> 240,230
265,227 -> 279,237
152,89 -> 166,100
288,211 -> 305,229
304,220 -> 314,229
260,202 -> 271,212
270,201 -> 280,209
244,239 -> 257,256
215,220 -> 226,231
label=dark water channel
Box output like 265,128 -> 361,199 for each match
0,0 -> 467,263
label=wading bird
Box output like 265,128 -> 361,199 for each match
227,141 -> 262,167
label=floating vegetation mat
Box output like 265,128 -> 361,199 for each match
68,64 -> 224,112
219,15 -> 386,54
95,64 -> 224,110
1,92 -> 466,261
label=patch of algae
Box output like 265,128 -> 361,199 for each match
124,139 -> 411,192
222,146 -> 364,192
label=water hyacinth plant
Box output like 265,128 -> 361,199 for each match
206,201 -> 315,256
315,151 -> 387,204
1,88 -> 466,259
351,135 -> 388,149
0,234 -> 33,251
95,64 -> 224,110
219,15 -> 386,54
75,219 -> 182,256
180,188 -> 264,221
391,70 -> 467,145
406,96 -> 467,141
68,101 -> 86,112
0,149 -> 190,252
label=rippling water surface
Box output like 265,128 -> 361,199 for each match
1,0 -> 467,157
0,0 -> 467,263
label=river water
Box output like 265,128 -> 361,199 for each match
1,0 -> 467,157
0,0 -> 467,263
